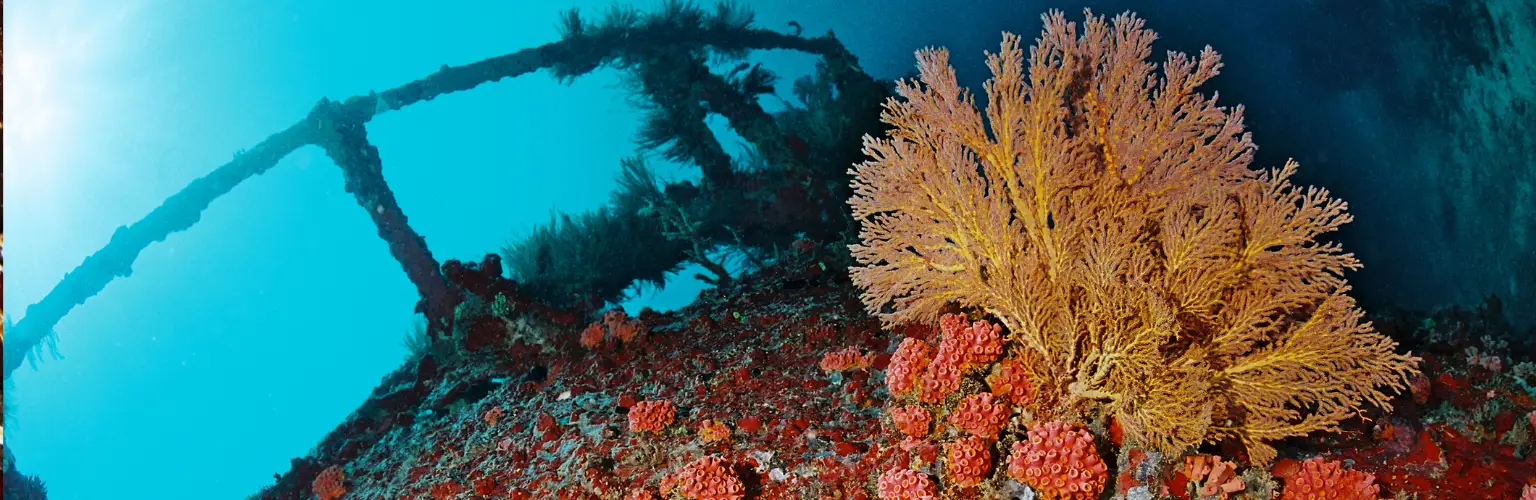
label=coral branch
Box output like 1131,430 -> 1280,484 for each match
309,98 -> 459,334
3,121 -> 312,379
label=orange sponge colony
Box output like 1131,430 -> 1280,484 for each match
663,456 -> 745,500
1006,421 -> 1108,499
582,309 -> 646,349
312,465 -> 346,500
1279,458 -> 1379,500
877,467 -> 938,500
581,322 -> 606,349
628,400 -> 677,433
945,436 -> 992,488
1183,454 -> 1245,499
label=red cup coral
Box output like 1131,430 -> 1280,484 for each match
877,467 -> 938,500
887,337 -> 932,396
1278,458 -> 1378,500
888,405 -> 932,438
583,309 -> 646,350
949,393 -> 1009,440
939,314 -> 1002,371
821,346 -> 874,372
945,436 -> 992,488
1005,420 -> 1108,499
697,419 -> 731,444
606,310 -> 644,343
662,456 -> 745,500
917,345 -> 963,404
985,357 -> 1033,405
628,400 -> 677,433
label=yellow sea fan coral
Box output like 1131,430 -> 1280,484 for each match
847,9 -> 1419,464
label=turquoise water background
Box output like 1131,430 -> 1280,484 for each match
4,1 -> 1531,498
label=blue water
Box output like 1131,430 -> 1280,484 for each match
3,1 -> 1532,499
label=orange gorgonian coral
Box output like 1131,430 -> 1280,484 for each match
847,9 -> 1419,464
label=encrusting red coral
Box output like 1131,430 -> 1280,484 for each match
1183,454 -> 1245,499
949,393 -> 1009,440
887,337 -> 932,396
877,467 -> 938,500
1278,458 -> 1379,500
888,405 -> 932,438
627,400 -> 677,433
661,456 -> 745,500
1006,420 -> 1108,499
945,436 -> 992,488
312,465 -> 346,500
